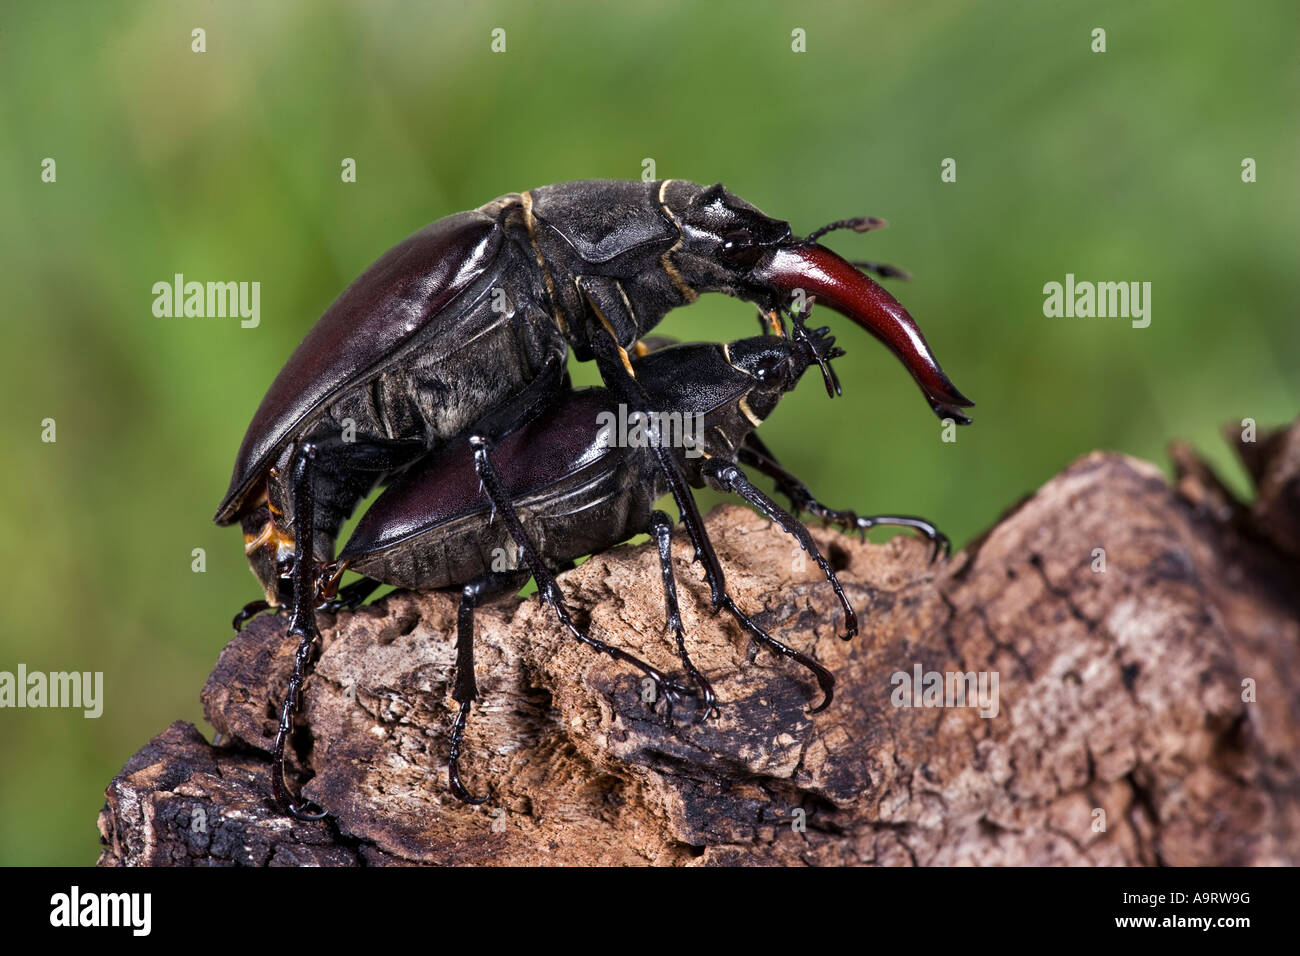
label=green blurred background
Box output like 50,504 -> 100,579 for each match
1,0 -> 1295,864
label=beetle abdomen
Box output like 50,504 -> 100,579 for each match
389,281 -> 561,442
339,390 -> 660,590
343,457 -> 653,591
216,207 -> 516,525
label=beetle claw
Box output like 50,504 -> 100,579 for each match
690,673 -> 719,722
286,799 -> 329,821
232,599 -> 279,632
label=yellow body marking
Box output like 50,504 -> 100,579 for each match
522,191 -> 567,334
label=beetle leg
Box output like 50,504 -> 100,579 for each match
318,576 -> 382,614
576,281 -> 839,708
233,598 -> 277,632
648,509 -> 718,721
720,594 -> 837,713
271,441 -> 329,821
467,436 -> 693,710
738,434 -> 951,563
241,576 -> 380,632
578,285 -> 728,611
447,572 -> 521,805
703,459 -> 858,642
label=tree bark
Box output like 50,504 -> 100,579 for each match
98,418 -> 1300,866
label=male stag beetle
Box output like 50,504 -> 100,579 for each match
214,179 -> 973,816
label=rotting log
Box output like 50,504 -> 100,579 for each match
98,418 -> 1300,865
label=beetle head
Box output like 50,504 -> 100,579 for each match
723,320 -> 843,422
635,327 -> 840,475
669,182 -> 794,299
665,181 -> 973,424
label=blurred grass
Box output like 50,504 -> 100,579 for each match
0,0 -> 1295,864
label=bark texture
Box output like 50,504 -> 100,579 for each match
98,419 -> 1300,866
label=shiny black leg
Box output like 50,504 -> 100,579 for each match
468,436 -> 692,709
704,459 -> 858,642
233,599 -> 275,633
271,442 -> 329,821
647,510 -> 717,719
739,434 -> 951,562
447,571 -> 523,804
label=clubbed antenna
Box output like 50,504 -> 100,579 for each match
802,216 -> 888,245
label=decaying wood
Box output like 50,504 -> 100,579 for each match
98,418 -> 1300,865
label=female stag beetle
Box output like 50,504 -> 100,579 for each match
214,179 -> 973,816
326,322 -> 913,804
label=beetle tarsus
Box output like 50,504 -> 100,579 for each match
269,442 -> 330,821
232,599 -> 274,632
648,510 -> 719,721
738,434 -> 951,563
447,708 -> 484,808
849,514 -> 952,564
705,460 -> 858,641
271,615 -> 329,821
722,595 -> 836,713
445,572 -> 519,805
448,701 -> 487,805
468,435 -> 694,713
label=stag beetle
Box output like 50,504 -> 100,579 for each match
216,181 -> 970,610
319,323 -> 933,805
214,180 -> 972,815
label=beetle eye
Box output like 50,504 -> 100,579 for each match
752,353 -> 787,383
719,229 -> 762,268
721,229 -> 753,252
